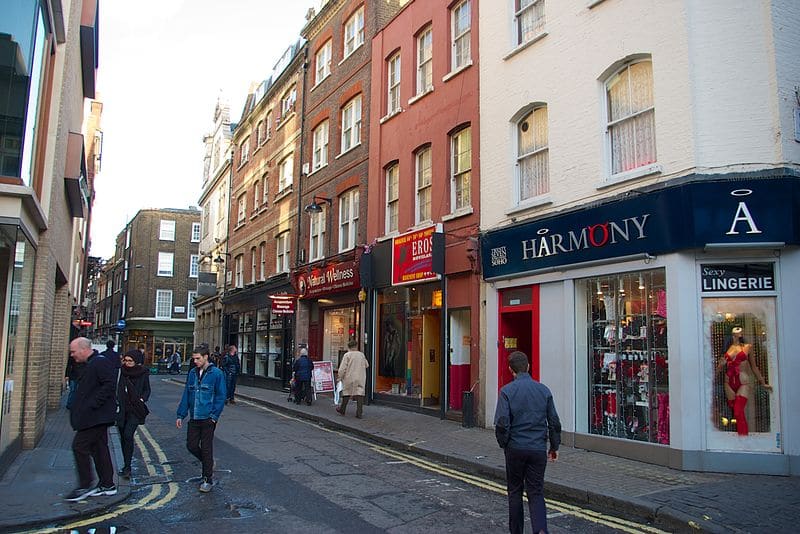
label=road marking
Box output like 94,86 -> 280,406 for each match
229,396 -> 669,534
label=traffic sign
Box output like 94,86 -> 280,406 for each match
116,319 -> 126,330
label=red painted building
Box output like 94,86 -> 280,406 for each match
365,0 -> 481,419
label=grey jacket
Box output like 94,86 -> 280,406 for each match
493,372 -> 561,452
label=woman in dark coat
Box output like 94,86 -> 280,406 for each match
116,350 -> 151,478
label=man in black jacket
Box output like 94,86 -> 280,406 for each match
64,337 -> 118,502
100,339 -> 120,368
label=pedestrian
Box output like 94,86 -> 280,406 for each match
116,350 -> 151,479
64,351 -> 86,410
210,345 -> 222,368
336,340 -> 369,418
134,344 -> 146,365
64,337 -> 118,502
494,351 -> 561,534
100,339 -> 120,368
168,351 -> 181,374
292,347 -> 314,405
176,345 -> 226,493
221,344 -> 240,404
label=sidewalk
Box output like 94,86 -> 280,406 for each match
222,381 -> 797,534
0,405 -> 131,532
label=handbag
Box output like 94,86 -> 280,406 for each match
125,376 -> 150,420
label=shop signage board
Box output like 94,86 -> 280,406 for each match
312,360 -> 335,392
270,295 -> 295,314
701,263 -> 776,293
296,260 -> 359,299
392,225 -> 441,286
197,272 -> 217,296
481,176 -> 800,280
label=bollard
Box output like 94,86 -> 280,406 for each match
462,391 -> 474,428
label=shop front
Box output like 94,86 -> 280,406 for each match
481,172 -> 800,474
122,324 -> 194,368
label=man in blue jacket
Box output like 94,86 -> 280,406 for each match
494,351 -> 561,534
176,345 -> 226,493
65,337 -> 118,502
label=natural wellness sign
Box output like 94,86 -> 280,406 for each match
296,260 -> 359,298
392,225 -> 440,286
481,176 -> 800,280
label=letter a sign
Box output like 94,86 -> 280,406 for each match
726,201 -> 762,235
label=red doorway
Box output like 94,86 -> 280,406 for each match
498,285 -> 540,389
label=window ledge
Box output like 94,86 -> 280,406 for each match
442,206 -> 474,221
380,109 -> 403,124
588,0 -> 608,9
339,43 -> 365,66
597,163 -> 662,190
308,163 -> 328,177
408,88 -> 433,106
250,211 -> 259,220
310,75 -> 330,92
234,222 -> 246,231
276,112 -> 296,131
377,232 -> 399,242
408,220 -> 433,232
442,61 -> 473,83
274,187 -> 293,202
503,32 -> 548,61
505,194 -> 553,216
336,142 -> 362,159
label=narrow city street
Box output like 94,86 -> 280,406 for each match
35,379 -> 665,534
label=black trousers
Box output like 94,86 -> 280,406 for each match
504,448 -> 548,534
72,424 -> 114,488
117,417 -> 140,470
295,380 -> 312,404
339,395 -> 364,417
186,419 -> 216,481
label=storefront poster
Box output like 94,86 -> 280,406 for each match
392,226 -> 440,286
312,360 -> 335,392
271,295 -> 295,314
380,302 -> 405,378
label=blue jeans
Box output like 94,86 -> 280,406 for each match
226,373 -> 237,400
504,448 -> 548,534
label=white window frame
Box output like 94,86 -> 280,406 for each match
266,112 -> 273,140
190,254 -> 199,278
157,252 -> 174,277
451,0 -> 471,71
240,137 -> 250,166
159,220 -> 175,241
344,7 -> 365,59
259,242 -> 266,281
451,127 -> 472,211
309,209 -> 326,261
515,0 -> 546,46
387,53 -> 401,115
281,86 -> 297,118
191,222 -> 201,242
415,147 -> 432,223
416,28 -> 433,95
155,290 -> 172,319
341,96 -> 362,153
278,153 -> 294,192
516,105 -> 550,202
339,189 -> 359,252
262,174 -> 269,205
385,164 -> 399,235
256,121 -> 263,146
315,39 -> 332,84
253,180 -> 260,212
250,247 -> 257,283
187,291 -> 197,319
312,121 -> 329,171
276,232 -> 290,273
234,255 -> 243,288
237,195 -> 246,224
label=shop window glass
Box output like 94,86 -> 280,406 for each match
323,307 -> 358,370
586,269 -> 669,444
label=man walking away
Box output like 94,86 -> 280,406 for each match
64,351 -> 86,410
494,351 -> 561,534
292,348 -> 314,405
100,339 -> 120,368
221,345 -> 240,404
176,346 -> 226,492
64,337 -> 118,502
336,340 -> 369,418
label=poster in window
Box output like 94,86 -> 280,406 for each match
380,302 -> 405,378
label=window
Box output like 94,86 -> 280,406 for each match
191,222 -> 201,242
451,0 -> 471,71
250,247 -> 257,283
190,254 -> 199,278
339,189 -> 359,252
158,252 -> 174,277
278,154 -> 294,192
341,96 -> 362,153
417,28 -> 433,95
159,220 -> 176,241
385,164 -> 399,234
451,127 -> 472,211
155,290 -> 172,319
315,40 -> 332,83
237,195 -> 247,224
262,174 -> 269,205
517,106 -> 549,200
309,209 -> 326,261
515,0 -> 545,45
234,255 -> 243,288
387,53 -> 401,115
253,181 -> 260,212
312,121 -> 329,171
281,86 -> 297,118
606,60 -> 656,176
344,7 -> 365,58
187,291 -> 197,319
256,121 -> 264,146
266,112 -> 273,140
240,137 -> 250,166
276,232 -> 290,273
259,242 -> 266,280
416,147 -> 432,223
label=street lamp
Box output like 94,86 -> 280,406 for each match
304,196 -> 332,214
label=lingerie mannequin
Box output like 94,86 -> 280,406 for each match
716,326 -> 772,435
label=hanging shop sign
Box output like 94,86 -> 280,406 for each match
296,260 -> 360,299
481,175 -> 799,280
701,263 -> 776,293
270,295 -> 295,314
392,225 -> 441,286
197,272 -> 217,297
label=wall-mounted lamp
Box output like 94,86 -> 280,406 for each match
304,195 -> 332,214
213,252 -> 232,264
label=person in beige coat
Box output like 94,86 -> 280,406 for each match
336,340 -> 369,418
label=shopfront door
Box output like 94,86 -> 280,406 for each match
498,285 -> 540,389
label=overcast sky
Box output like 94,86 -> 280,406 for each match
91,0 -> 314,258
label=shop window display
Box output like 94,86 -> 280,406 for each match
587,270 -> 669,444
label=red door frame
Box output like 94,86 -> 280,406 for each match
497,285 -> 540,390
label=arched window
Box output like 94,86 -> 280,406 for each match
517,105 -> 549,201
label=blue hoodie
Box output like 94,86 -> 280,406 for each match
177,363 -> 226,421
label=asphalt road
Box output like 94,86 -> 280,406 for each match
41,379 -> 666,534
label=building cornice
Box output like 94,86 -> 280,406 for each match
302,0 -> 345,40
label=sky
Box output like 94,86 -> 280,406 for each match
91,0 -> 315,258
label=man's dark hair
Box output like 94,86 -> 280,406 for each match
106,339 -> 115,349
214,346 -> 220,352
348,340 -> 358,349
193,345 -> 210,356
508,351 -> 529,374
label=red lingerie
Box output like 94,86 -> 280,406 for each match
725,351 -> 748,392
